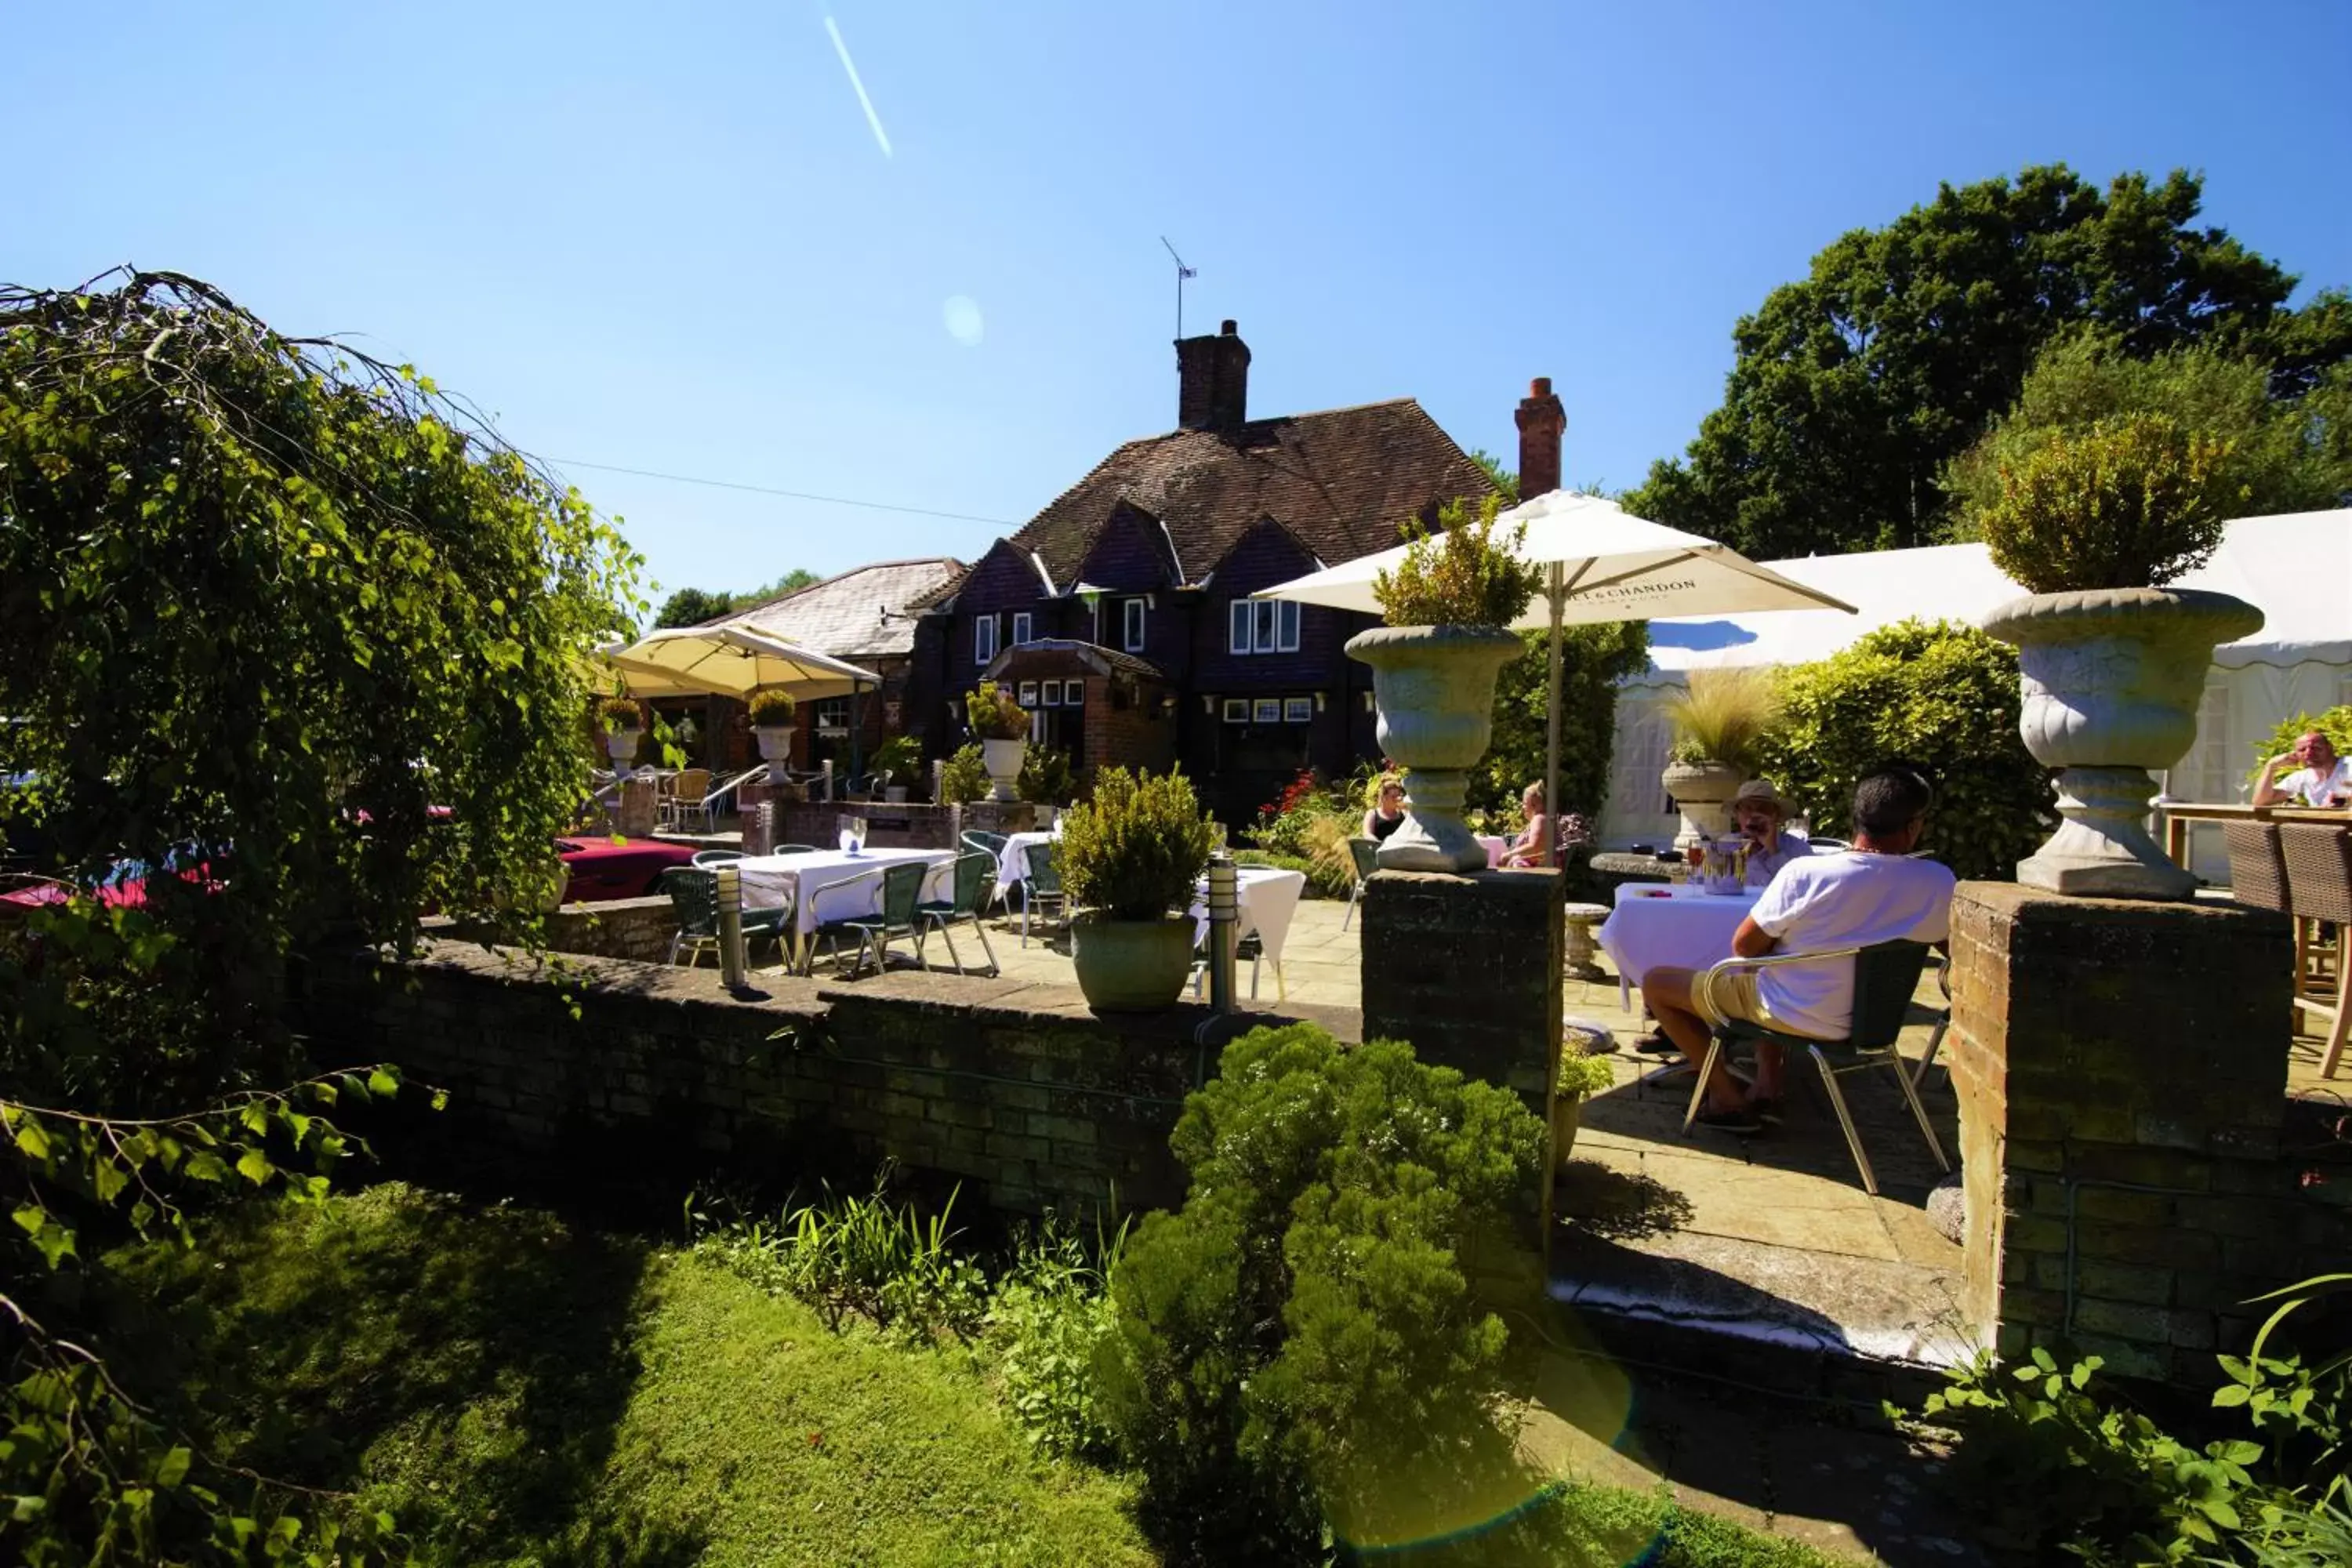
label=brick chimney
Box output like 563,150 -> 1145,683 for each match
1176,319 -> 1250,430
1514,376 -> 1565,500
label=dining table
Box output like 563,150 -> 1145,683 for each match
991,827 -> 1062,901
735,846 -> 956,973
1187,866 -> 1308,999
1594,882 -> 1760,1011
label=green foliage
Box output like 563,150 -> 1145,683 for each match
1094,1024 -> 1546,1561
690,1173 -> 987,1342
595,695 -> 644,735
1661,666 -> 1782,771
1017,744 -> 1075,805
652,568 -> 820,628
1374,494 -> 1542,628
745,688 -> 797,727
1555,1041 -> 1618,1100
2249,707 -> 2352,789
983,1216 -> 1131,1460
1055,767 -> 1213,920
938,742 -> 989,803
1758,619 -> 2054,880
869,733 -> 923,780
1474,622 -> 1652,818
1625,164 -> 2352,558
1975,415 -> 2232,591
965,681 -> 1028,740
1944,332 -> 2352,535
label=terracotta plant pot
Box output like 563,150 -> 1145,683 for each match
1661,758 -> 1743,851
982,737 -> 1027,804
1345,624 -> 1524,872
1981,586 -> 2263,900
1069,913 -> 1196,1012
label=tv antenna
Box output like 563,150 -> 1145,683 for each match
1160,236 -> 1196,339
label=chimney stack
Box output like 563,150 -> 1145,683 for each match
1514,376 -> 1565,501
1176,319 -> 1250,431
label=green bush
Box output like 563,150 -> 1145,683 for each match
1975,414 -> 2232,592
984,1217 -> 1130,1460
1472,622 -> 1650,818
870,733 -> 922,778
1018,744 -> 1075,805
2248,706 -> 2352,790
1094,1023 -> 1546,1561
939,742 -> 988,803
1231,848 -> 1351,899
965,681 -> 1028,740
745,688 -> 797,727
1759,619 -> 2055,881
1055,766 -> 1213,920
1373,494 -> 1543,627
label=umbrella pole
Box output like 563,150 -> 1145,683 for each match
1543,563 -> 1564,869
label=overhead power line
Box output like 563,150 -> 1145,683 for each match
547,456 -> 1019,528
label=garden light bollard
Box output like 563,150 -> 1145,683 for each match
1205,851 -> 1239,1014
820,759 -> 834,802
715,863 -> 747,989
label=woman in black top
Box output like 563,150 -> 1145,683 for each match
1362,777 -> 1406,840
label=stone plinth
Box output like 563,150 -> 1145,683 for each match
1361,869 -> 1563,1118
1949,881 -> 2316,1384
616,778 -> 659,838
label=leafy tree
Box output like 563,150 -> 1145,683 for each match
1473,624 -> 1651,819
653,586 -> 737,626
1944,332 -> 2352,534
1627,165 -> 2352,558
1757,619 -> 2054,881
0,268 -> 638,1561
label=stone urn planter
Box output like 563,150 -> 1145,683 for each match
1661,758 -> 1742,851
753,727 -> 794,766
603,728 -> 641,767
1346,624 -> 1525,871
1981,586 -> 2263,899
982,737 -> 1027,804
1069,913 -> 1196,1012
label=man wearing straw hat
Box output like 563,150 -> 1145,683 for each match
1711,779 -> 1815,888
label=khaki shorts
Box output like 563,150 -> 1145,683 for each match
1696,967 -> 1777,1031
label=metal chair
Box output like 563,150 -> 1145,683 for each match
1020,840 -> 1067,948
2279,823 -> 2350,1078
961,829 -> 1010,912
917,851 -> 1000,976
1192,928 -> 1278,1002
1911,949 -> 1953,1091
1341,837 -> 1380,932
775,844 -> 821,855
659,865 -> 721,967
1679,939 -> 1947,1195
691,848 -> 745,867
825,860 -> 930,978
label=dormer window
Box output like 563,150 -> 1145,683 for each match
1229,597 -> 1299,655
1123,597 -> 1146,652
1012,612 -> 1033,646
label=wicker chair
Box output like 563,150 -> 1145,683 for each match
1680,939 -> 1947,1195
2279,823 -> 2350,1078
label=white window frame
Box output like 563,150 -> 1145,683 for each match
1253,698 -> 1282,724
1284,697 -> 1314,724
1064,679 -> 1086,706
1011,612 -> 1033,646
1018,681 -> 1039,707
1230,598 -> 1301,655
1037,681 -> 1059,708
975,613 -> 997,664
1229,600 -> 1252,655
1123,597 -> 1146,652
1274,599 -> 1300,652
1221,698 -> 1250,724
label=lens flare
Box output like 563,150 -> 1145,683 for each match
942,296 -> 984,347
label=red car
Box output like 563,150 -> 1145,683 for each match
557,834 -> 699,902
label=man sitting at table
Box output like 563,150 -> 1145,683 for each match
1687,779 -> 1814,887
1642,768 -> 1955,1134
2253,731 -> 2351,808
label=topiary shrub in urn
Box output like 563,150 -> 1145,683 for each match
1058,766 -> 1215,1011
1973,415 -> 2263,898
1348,495 -> 1542,871
597,695 -> 644,765
746,688 -> 797,764
966,681 -> 1029,804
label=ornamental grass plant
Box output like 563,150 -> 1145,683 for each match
1371,495 -> 1543,628
1054,766 -> 1213,920
1659,666 -> 1780,773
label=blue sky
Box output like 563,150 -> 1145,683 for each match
9,0 -> 2348,602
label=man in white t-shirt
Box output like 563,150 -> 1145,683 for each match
2252,731 -> 2351,809
1642,768 -> 1957,1134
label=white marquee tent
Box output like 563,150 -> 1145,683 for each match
1602,509 -> 2351,883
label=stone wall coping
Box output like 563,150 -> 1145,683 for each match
1956,880 -> 2292,932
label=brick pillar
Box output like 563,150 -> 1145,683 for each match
1950,882 -> 2302,1385
617,777 -> 659,838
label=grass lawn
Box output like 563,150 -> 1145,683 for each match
93,1184 -> 1850,1567
100,1184 -> 1151,1567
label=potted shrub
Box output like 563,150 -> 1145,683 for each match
597,696 -> 645,766
1058,765 -> 1214,1011
1347,495 -> 1541,871
746,688 -> 797,765
1552,1030 -> 1617,1170
966,682 -> 1029,803
1657,666 -> 1780,851
1974,415 -> 2263,898
871,734 -> 922,802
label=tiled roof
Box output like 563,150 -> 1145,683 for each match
985,398 -> 1498,594
714,557 -> 964,659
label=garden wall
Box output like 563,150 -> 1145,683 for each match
292,942 -> 1359,1217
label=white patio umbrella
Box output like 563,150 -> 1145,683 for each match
597,625 -> 879,700
1254,489 -> 1859,864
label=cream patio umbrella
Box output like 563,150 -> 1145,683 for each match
597,625 -> 883,775
1254,489 -> 1860,865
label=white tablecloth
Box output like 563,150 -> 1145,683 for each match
1188,866 -> 1308,963
736,848 -> 955,937
993,829 -> 1062,898
1595,884 -> 1759,1010
1477,833 -> 1508,869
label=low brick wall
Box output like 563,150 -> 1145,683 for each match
294,942 -> 1359,1217
449,895 -> 678,965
